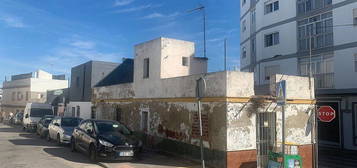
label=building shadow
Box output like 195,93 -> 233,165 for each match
43,147 -> 94,164
102,150 -> 201,167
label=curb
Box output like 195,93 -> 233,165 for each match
97,162 -> 110,168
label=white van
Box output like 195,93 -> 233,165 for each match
23,103 -> 54,131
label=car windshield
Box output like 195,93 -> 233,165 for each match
61,118 -> 81,127
44,118 -> 53,125
95,121 -> 131,135
30,108 -> 53,117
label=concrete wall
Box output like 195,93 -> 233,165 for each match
36,70 -> 52,79
93,71 -> 315,168
66,102 -> 92,120
70,61 -> 118,102
270,74 -> 315,100
160,38 -> 194,79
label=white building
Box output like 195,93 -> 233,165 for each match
240,0 -> 357,149
1,70 -> 68,116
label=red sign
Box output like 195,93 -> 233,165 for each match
318,106 -> 336,122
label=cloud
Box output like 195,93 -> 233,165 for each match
113,4 -> 162,13
0,15 -> 26,28
142,12 -> 180,19
70,40 -> 96,49
208,37 -> 225,43
113,0 -> 134,7
41,37 -> 122,74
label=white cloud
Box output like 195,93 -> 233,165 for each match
0,15 -> 26,28
70,40 -> 96,49
41,37 -> 122,74
208,37 -> 225,43
113,4 -> 162,13
114,0 -> 134,7
142,12 -> 180,19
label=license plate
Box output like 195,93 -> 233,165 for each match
118,151 -> 134,157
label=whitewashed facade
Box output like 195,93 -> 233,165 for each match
240,0 -> 357,150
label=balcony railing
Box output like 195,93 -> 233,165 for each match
314,73 -> 334,89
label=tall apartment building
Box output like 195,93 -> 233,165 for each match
240,0 -> 357,150
1,70 -> 68,116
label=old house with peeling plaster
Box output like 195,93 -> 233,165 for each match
92,37 -> 316,168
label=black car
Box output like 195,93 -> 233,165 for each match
36,115 -> 55,138
71,119 -> 143,161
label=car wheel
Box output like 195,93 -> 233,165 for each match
89,145 -> 97,162
56,134 -> 61,145
71,137 -> 77,152
46,133 -> 51,142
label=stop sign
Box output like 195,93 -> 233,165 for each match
318,106 -> 336,122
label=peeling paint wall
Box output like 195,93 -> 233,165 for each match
92,38 -> 316,168
227,102 -> 256,151
94,101 -> 227,151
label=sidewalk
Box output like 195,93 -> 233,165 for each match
98,150 -> 201,168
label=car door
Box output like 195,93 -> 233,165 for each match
76,121 -> 88,151
82,121 -> 95,152
50,118 -> 59,139
38,119 -> 43,134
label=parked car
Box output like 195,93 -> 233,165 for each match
36,115 -> 55,138
71,119 -> 143,161
23,103 -> 53,131
14,112 -> 24,125
48,117 -> 82,144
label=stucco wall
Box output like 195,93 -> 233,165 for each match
270,74 -> 315,100
66,102 -> 92,120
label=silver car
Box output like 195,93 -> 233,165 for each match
47,117 -> 82,144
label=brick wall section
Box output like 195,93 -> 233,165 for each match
298,144 -> 314,168
227,150 -> 257,168
191,113 -> 209,140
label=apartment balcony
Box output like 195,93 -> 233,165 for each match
315,73 -> 334,89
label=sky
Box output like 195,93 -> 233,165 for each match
0,0 -> 241,86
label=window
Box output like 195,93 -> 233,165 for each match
143,58 -> 149,78
298,53 -> 334,88
12,92 -> 16,101
354,54 -> 357,72
75,76 -> 80,88
265,1 -> 279,14
264,65 -> 280,81
298,12 -> 333,51
265,32 -> 279,47
91,106 -> 96,119
182,57 -> 188,66
297,0 -> 332,15
251,10 -> 256,26
353,9 -> 357,25
242,0 -> 246,6
71,107 -> 75,117
76,106 -> 80,117
25,91 -> 29,101
116,107 -> 121,122
141,110 -> 149,132
242,20 -> 247,32
242,47 -> 247,59
17,92 -> 23,101
79,121 -> 87,130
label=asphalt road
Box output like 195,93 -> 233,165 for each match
0,123 -> 102,168
0,123 -> 200,168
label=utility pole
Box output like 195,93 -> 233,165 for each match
224,38 -> 227,71
187,5 -> 206,58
